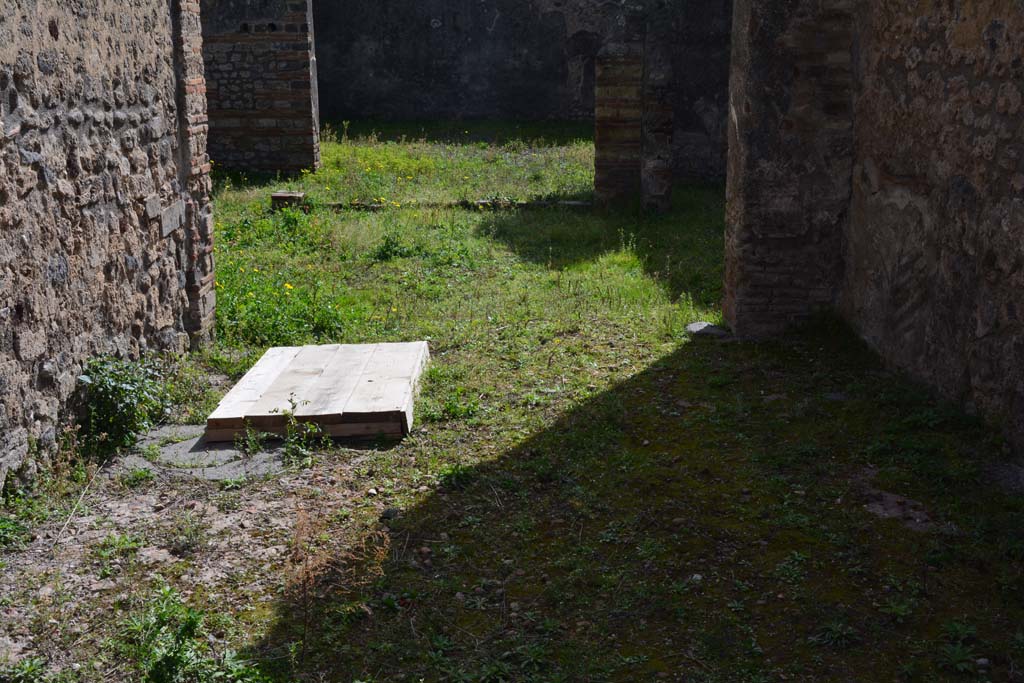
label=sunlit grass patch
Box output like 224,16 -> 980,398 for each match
210,131 -> 721,358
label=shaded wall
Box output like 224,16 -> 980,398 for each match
313,0 -> 732,180
201,0 -> 321,173
843,1 -> 1024,449
726,0 -> 1024,450
0,0 -> 214,487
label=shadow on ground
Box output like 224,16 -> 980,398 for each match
245,323 -> 1024,682
479,185 -> 726,305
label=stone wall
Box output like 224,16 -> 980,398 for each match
313,0 -> 731,181
725,0 -> 1024,450
671,0 -> 733,181
0,0 -> 214,489
843,1 -> 1024,450
200,0 -> 320,173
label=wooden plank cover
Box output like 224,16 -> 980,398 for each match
244,345 -> 340,430
204,342 -> 429,442
293,344 -> 377,424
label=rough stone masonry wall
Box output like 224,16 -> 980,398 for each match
201,0 -> 320,173
313,0 -> 732,181
0,0 -> 214,488
842,1 -> 1024,450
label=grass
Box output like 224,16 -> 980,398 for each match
204,124 -> 1023,681
3,122 -> 1022,681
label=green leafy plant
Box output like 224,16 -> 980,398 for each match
941,620 -> 977,644
119,468 -> 155,489
165,512 -> 207,557
282,407 -> 330,468
809,621 -> 858,649
220,477 -> 248,491
120,585 -> 266,683
937,642 -> 978,673
235,424 -> 267,457
94,533 -> 143,577
78,357 -> 169,459
437,463 -> 475,490
370,231 -> 418,262
880,598 -> 915,623
441,386 -> 481,420
773,551 -> 808,585
936,619 -> 979,674
0,657 -> 52,683
140,444 -> 163,462
0,515 -> 29,549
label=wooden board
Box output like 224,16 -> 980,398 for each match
244,345 -> 341,431
205,342 -> 430,442
293,344 -> 378,424
341,342 -> 430,433
206,346 -> 301,431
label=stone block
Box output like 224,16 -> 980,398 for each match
161,199 -> 186,237
271,191 -> 306,210
14,329 -> 47,362
145,194 -> 162,221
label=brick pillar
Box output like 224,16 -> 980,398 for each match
174,0 -> 216,345
200,0 -> 321,173
595,5 -> 675,211
595,41 -> 644,206
724,0 -> 855,336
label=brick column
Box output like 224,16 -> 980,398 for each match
724,0 -> 855,336
594,42 -> 644,205
595,5 -> 675,211
175,0 -> 216,345
200,0 -> 321,173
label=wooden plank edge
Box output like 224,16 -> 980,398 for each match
204,421 -> 406,443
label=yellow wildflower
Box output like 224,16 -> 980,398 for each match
284,283 -> 294,290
